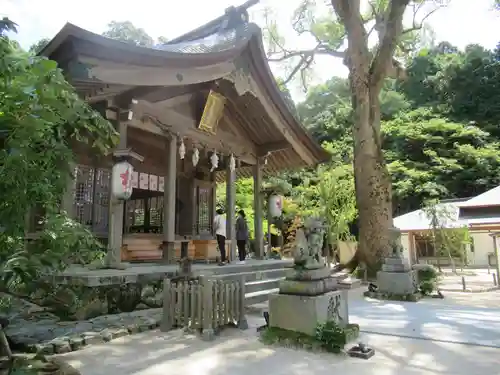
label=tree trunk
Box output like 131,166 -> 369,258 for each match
350,75 -> 393,275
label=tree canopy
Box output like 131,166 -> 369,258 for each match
102,21 -> 168,47
0,18 -> 117,293
226,37 -> 500,268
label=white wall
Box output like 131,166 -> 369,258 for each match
469,231 -> 494,267
399,233 -> 411,262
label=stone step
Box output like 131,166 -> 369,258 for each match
337,277 -> 363,290
245,277 -> 284,294
384,257 -> 409,265
245,288 -> 279,306
213,268 -> 287,283
194,260 -> 292,277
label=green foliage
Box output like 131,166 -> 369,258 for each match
28,38 -> 50,55
422,200 -> 471,270
291,41 -> 500,218
317,165 -> 357,246
260,322 -> 359,353
102,21 -> 155,47
0,20 -> 116,294
415,264 -> 439,295
384,109 -> 500,214
315,320 -> 348,353
102,20 -> 169,47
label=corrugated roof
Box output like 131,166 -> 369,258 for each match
394,185 -> 500,231
393,202 -> 467,231
457,185 -> 500,208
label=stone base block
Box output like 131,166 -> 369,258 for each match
364,290 -> 422,302
279,277 -> 337,296
381,264 -> 410,272
269,290 -> 348,336
384,257 -> 410,265
285,267 -> 331,281
376,270 -> 418,295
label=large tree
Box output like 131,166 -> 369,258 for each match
102,21 -> 168,47
266,0 -> 446,272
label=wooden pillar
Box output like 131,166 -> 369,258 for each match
106,119 -> 127,269
162,134 -> 177,264
491,233 -> 500,283
226,161 -> 236,262
253,159 -> 263,259
408,231 -> 415,265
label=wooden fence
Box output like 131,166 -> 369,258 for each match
160,275 -> 247,340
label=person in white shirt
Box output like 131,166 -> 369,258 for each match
213,208 -> 227,265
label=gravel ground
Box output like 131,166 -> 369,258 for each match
57,315 -> 500,375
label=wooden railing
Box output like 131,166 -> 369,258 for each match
160,275 -> 247,340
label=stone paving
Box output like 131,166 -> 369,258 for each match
57,315 -> 500,375
5,303 -> 161,355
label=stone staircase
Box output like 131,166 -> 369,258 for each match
214,266 -> 285,306
205,261 -> 363,307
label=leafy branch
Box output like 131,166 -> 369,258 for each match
0,18 -> 117,298
263,0 -> 447,88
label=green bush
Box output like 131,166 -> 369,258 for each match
414,264 -> 439,295
260,321 -> 359,354
315,320 -> 347,353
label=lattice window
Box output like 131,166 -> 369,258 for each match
128,199 -> 145,230
149,196 -> 163,230
196,187 -> 212,234
71,164 -> 110,234
74,165 -> 94,227
415,234 -> 435,257
93,168 -> 110,234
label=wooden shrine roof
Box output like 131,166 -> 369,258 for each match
39,4 -> 329,173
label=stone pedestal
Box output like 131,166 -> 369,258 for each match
377,269 -> 418,295
267,219 -> 351,339
269,290 -> 348,336
278,268 -> 337,296
369,256 -> 421,301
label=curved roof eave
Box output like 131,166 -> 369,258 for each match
245,29 -> 330,165
39,22 -> 328,166
39,22 -> 251,68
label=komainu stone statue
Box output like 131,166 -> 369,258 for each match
269,216 -> 350,335
389,227 -> 404,259
365,226 -> 421,301
292,218 -> 326,270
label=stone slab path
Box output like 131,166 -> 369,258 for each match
349,297 -> 500,347
57,315 -> 500,375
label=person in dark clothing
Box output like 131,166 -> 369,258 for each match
235,209 -> 249,263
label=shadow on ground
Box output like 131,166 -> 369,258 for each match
58,315 -> 500,375
349,297 -> 500,347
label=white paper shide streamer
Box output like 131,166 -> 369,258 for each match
210,151 -> 219,172
192,148 -> 199,167
178,138 -> 186,160
229,153 -> 235,172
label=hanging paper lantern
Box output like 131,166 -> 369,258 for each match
192,148 -> 199,167
268,194 -> 283,218
229,153 -> 236,172
111,161 -> 134,200
210,151 -> 219,172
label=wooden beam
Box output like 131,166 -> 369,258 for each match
257,140 -> 290,156
245,77 -> 315,166
114,84 -> 208,108
129,99 -> 257,165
